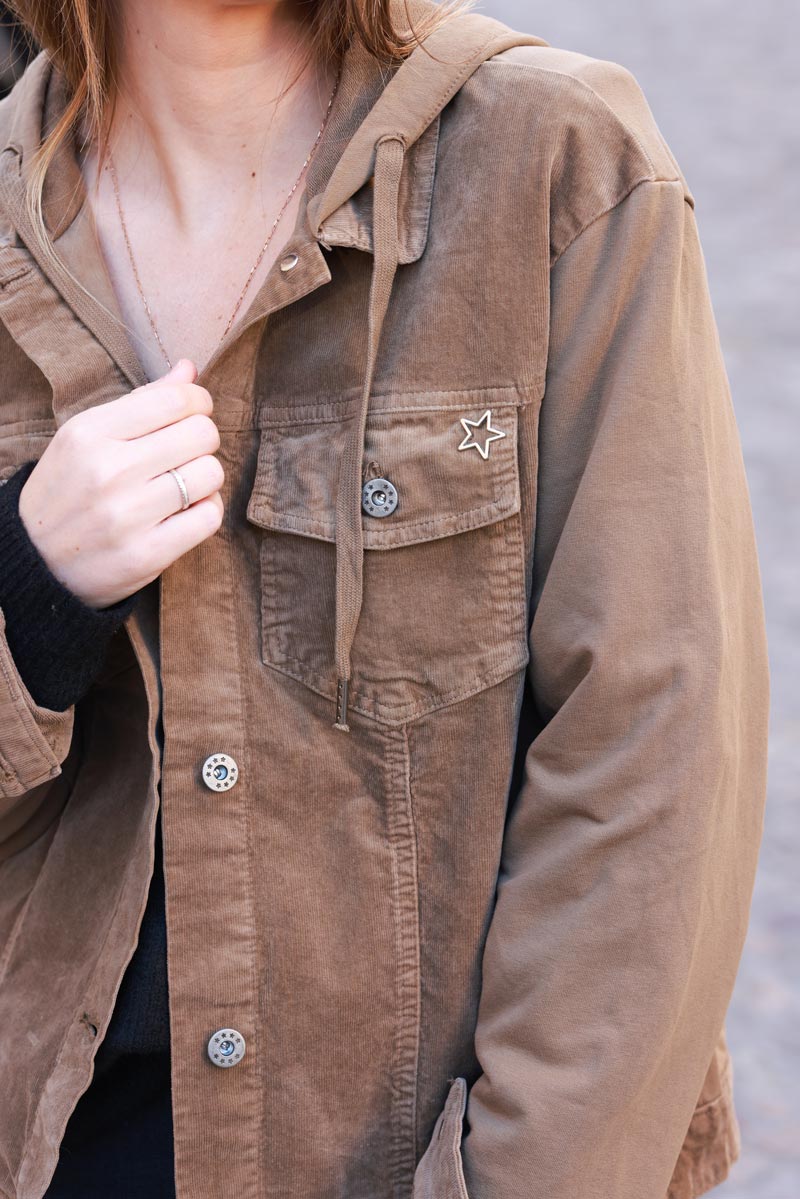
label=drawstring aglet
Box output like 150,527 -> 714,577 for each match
333,677 -> 350,732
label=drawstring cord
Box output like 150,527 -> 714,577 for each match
332,134 -> 405,731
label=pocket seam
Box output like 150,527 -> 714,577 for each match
253,493 -> 517,545
259,529 -> 529,717
258,517 -> 530,725
259,643 -> 530,725
253,386 -> 536,427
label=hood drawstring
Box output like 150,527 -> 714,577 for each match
332,134 -> 405,731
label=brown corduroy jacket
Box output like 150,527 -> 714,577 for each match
0,4 -> 770,1198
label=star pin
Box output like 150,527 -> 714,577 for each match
457,409 -> 506,460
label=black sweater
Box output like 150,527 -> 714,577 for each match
0,460 -> 174,1195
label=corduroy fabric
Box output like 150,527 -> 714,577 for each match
0,3 -> 770,1198
0,456 -> 171,1065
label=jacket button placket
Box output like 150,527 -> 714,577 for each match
158,401 -> 263,1196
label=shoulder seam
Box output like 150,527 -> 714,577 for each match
483,58 -> 682,184
551,177 -> 688,268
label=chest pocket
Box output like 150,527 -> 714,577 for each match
246,400 -> 530,727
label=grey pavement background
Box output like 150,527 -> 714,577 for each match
479,2 -> 799,1196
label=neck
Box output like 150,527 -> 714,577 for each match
93,0 -> 334,232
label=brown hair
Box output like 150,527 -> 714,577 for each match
3,0 -> 476,323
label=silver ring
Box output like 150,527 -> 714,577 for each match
168,467 -> 190,510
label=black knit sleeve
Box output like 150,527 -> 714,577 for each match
0,460 -> 142,712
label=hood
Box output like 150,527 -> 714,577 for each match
0,0 -> 549,732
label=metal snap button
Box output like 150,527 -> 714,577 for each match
207,1027 -> 246,1068
201,753 -> 239,791
279,252 -> 299,272
361,477 -> 398,518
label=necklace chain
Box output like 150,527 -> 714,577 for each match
107,62 -> 342,372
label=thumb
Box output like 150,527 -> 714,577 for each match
158,357 -> 197,384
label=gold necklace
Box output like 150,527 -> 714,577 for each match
106,62 -> 341,372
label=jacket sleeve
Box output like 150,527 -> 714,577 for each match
460,178 -> 770,1199
0,460 -> 139,810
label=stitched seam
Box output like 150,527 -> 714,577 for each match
0,751 -> 15,783
229,523 -> 268,1197
451,1101 -> 470,1199
256,400 -> 532,426
0,420 -> 54,436
383,725 -> 422,1196
482,59 -> 664,177
257,511 -> 530,719
405,723 -> 423,1163
256,385 -> 534,416
14,700 -> 132,1195
253,493 -> 515,540
384,29 -> 506,161
551,177 -> 685,267
0,631 -> 61,788
255,388 -> 532,422
0,266 -> 30,289
263,641 -> 529,722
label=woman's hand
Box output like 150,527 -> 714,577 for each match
17,358 -> 225,609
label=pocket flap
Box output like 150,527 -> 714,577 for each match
246,402 -> 520,549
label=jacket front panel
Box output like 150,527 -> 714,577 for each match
149,91 -> 545,1187
0,6 -> 769,1199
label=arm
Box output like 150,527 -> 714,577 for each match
0,460 -> 139,806
461,179 -> 770,1198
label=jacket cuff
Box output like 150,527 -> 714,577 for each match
0,460 -> 141,713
